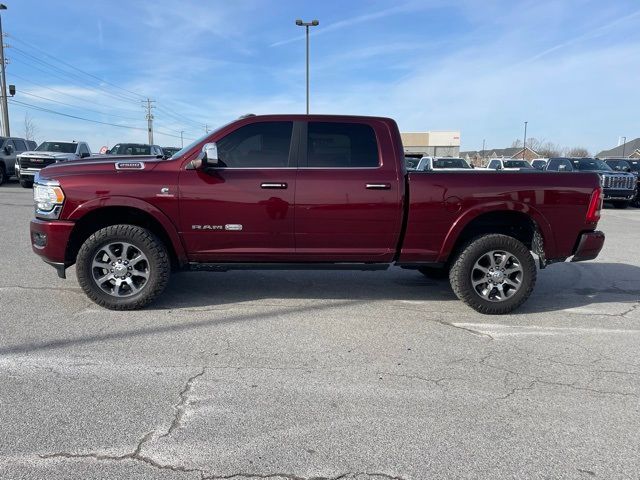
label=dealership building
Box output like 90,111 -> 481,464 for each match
400,131 -> 461,157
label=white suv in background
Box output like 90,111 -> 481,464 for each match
16,141 -> 92,188
485,158 -> 535,171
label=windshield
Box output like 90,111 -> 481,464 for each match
433,158 -> 470,169
605,160 -> 631,171
405,157 -> 420,170
503,160 -> 533,169
627,160 -> 640,172
110,144 -> 152,155
573,158 -> 612,171
36,142 -> 76,153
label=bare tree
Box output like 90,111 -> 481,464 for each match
23,113 -> 38,142
537,142 -> 561,158
565,147 -> 590,157
511,139 -> 523,148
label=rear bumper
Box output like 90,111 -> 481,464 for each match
30,218 -> 75,277
571,230 -> 605,262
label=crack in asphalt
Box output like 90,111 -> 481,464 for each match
377,371 -> 450,386
159,368 -> 206,439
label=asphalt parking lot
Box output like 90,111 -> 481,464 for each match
1,181 -> 639,480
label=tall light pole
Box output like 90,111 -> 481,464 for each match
295,19 -> 319,114
621,136 -> 627,157
0,4 -> 10,136
522,121 -> 528,160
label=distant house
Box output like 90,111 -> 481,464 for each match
460,146 -> 539,165
597,138 -> 640,158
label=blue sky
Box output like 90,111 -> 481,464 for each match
4,0 -> 639,153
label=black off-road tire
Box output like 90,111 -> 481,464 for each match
418,266 -> 449,279
19,178 -> 33,188
0,165 -> 6,186
612,201 -> 629,209
76,224 -> 170,310
449,234 -> 536,315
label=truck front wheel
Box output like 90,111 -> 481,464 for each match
449,234 -> 536,314
76,224 -> 170,310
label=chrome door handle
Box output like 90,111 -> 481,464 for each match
366,183 -> 391,190
261,182 -> 288,189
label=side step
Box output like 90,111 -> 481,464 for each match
188,262 -> 390,272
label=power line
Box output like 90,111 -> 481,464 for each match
8,72 -> 142,113
9,53 -> 140,106
6,33 -> 146,101
19,91 -> 142,121
9,98 -> 194,141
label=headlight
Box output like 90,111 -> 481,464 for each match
33,181 -> 65,219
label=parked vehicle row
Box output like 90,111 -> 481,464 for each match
2,141 -> 180,188
405,154 -> 639,209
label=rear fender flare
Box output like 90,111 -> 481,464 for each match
437,201 -> 555,263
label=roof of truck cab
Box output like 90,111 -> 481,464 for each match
242,114 -> 396,122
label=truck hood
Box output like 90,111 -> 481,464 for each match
18,150 -> 78,161
37,155 -> 163,181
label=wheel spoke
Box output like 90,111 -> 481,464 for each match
95,273 -> 112,285
504,278 -> 520,288
130,254 -> 145,266
124,278 -> 140,293
504,266 -> 522,275
472,277 -> 488,287
498,253 -> 510,268
474,265 -> 489,274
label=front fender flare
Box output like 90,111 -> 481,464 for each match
67,196 -> 188,265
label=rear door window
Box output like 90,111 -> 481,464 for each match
306,122 -> 379,168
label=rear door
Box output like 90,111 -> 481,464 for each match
179,120 -> 298,262
293,120 -> 403,262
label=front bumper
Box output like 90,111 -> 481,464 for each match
571,230 -> 605,262
17,167 -> 41,179
30,218 -> 75,278
603,189 -> 635,201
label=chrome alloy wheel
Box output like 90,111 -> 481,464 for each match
91,242 -> 150,297
470,250 -> 523,302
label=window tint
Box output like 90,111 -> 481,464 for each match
306,122 -> 379,168
488,160 -> 499,169
217,121 -> 293,168
13,139 -> 27,151
547,158 -> 573,171
79,144 -> 90,155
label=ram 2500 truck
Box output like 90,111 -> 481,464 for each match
30,114 -> 605,314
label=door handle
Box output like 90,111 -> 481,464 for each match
261,182 -> 288,189
365,183 -> 391,190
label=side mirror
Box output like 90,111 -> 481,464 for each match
202,142 -> 219,167
4,144 -> 13,155
496,164 -> 502,170
80,152 -> 90,158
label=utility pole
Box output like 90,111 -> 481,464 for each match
481,138 -> 485,162
205,124 -> 209,134
621,136 -> 627,157
523,121 -> 528,160
142,98 -> 155,144
0,4 -> 10,136
180,130 -> 184,147
295,19 -> 319,114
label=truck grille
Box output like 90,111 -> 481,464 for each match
19,157 -> 57,169
603,175 -> 634,190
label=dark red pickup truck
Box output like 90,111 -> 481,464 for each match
30,114 -> 605,314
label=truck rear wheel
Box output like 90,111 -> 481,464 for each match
0,165 -> 6,186
449,234 -> 536,314
76,224 -> 170,310
19,178 -> 33,188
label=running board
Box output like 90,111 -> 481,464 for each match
188,262 -> 390,272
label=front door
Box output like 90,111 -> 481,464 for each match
179,121 -> 297,262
